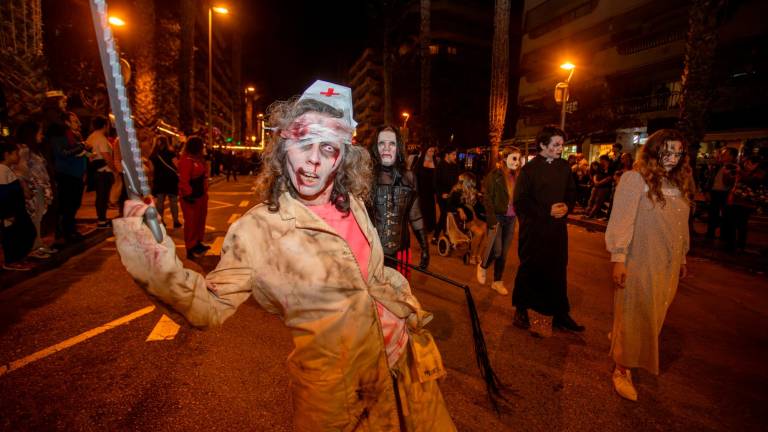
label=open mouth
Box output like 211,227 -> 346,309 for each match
298,168 -> 320,185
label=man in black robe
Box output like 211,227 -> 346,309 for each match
512,126 -> 584,332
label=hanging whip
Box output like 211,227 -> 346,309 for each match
386,256 -> 506,412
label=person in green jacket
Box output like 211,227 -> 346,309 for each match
477,147 -> 521,295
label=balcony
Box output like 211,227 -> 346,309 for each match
612,91 -> 681,115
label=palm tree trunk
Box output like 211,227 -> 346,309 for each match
488,0 -> 510,171
133,0 -> 158,148
178,0 -> 195,133
678,0 -> 727,167
420,0 -> 431,148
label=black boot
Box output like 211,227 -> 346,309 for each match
414,229 -> 430,269
513,308 -> 530,330
553,314 -> 585,332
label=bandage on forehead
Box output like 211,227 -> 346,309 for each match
280,112 -> 351,149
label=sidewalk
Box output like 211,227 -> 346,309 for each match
568,206 -> 768,274
0,176 -> 226,290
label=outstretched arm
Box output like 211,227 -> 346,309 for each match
114,200 -> 257,329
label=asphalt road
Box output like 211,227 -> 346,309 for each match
1,178 -> 766,431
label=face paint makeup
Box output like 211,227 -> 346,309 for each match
660,140 -> 683,172
377,130 -> 397,167
506,152 -> 521,170
283,112 -> 347,206
540,135 -> 564,160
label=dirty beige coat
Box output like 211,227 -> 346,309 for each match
605,171 -> 689,374
113,192 -> 455,431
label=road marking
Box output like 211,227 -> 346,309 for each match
238,200 -> 249,208
227,213 -> 241,224
0,306 -> 156,377
206,236 -> 225,256
208,191 -> 252,196
205,225 -> 216,232
208,199 -> 235,211
146,314 -> 181,341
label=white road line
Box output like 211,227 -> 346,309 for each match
206,236 -> 225,256
227,213 -> 241,224
146,314 -> 181,341
238,200 -> 249,208
205,225 -> 216,232
208,191 -> 252,196
0,306 -> 156,377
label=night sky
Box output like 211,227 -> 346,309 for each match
240,0 -> 373,107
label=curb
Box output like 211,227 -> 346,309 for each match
566,216 -> 767,274
0,226 -> 113,291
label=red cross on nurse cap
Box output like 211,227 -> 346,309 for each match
298,79 -> 357,129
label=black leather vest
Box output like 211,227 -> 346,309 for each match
371,168 -> 421,256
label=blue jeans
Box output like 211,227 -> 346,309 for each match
483,214 -> 516,282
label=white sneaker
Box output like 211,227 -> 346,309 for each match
476,263 -> 487,284
612,368 -> 638,401
491,281 -> 509,295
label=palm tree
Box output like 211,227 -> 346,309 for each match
678,0 -> 727,167
178,0 -> 195,133
488,0 -> 510,171
420,0 -> 431,148
133,0 -> 158,147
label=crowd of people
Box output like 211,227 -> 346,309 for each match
0,90 -> 236,271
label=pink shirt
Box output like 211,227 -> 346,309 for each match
308,201 -> 408,367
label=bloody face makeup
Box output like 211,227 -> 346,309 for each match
377,130 -> 397,167
505,152 -> 521,170
660,140 -> 684,172
283,112 -> 346,205
539,135 -> 564,159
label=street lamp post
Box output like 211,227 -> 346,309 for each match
558,62 -> 575,131
208,5 -> 229,151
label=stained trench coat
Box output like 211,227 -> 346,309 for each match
113,192 -> 455,431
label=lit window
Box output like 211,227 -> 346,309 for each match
429,45 -> 439,55
447,46 -> 457,55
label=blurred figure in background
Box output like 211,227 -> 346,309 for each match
150,135 -> 182,230
1,139 -> 36,271
178,136 -> 209,259
85,116 -> 115,228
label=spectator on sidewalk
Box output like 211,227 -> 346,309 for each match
1,139 -> 36,271
585,155 -> 614,219
85,116 -> 115,228
150,135 -> 181,229
723,155 -> 767,252
53,112 -> 89,243
15,120 -> 57,257
223,150 -> 238,182
614,153 -> 634,184
706,147 -> 738,241
178,136 -> 209,259
433,147 -> 459,243
605,128 -> 693,402
572,159 -> 591,208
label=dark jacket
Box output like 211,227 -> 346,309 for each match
369,167 -> 424,256
482,168 -> 512,225
151,149 -> 180,195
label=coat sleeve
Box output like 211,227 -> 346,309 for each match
113,216 -> 255,328
481,172 -> 497,226
405,171 -> 425,232
605,170 -> 645,263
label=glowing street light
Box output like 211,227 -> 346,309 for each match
108,16 -> 126,27
401,112 -> 410,128
208,4 -> 231,150
556,62 -> 576,130
246,86 -> 256,93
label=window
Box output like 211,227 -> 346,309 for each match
429,44 -> 439,55
446,46 -> 457,55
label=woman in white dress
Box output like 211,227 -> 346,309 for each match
605,129 -> 695,401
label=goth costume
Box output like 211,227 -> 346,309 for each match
512,155 -> 577,318
371,166 -> 429,275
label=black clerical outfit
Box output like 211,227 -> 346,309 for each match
512,155 -> 576,316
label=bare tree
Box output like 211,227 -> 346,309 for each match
678,0 -> 727,166
488,0 -> 510,171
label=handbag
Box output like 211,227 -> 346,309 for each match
188,175 -> 205,199
408,328 -> 447,383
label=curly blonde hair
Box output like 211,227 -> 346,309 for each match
634,129 -> 695,207
254,97 -> 372,214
